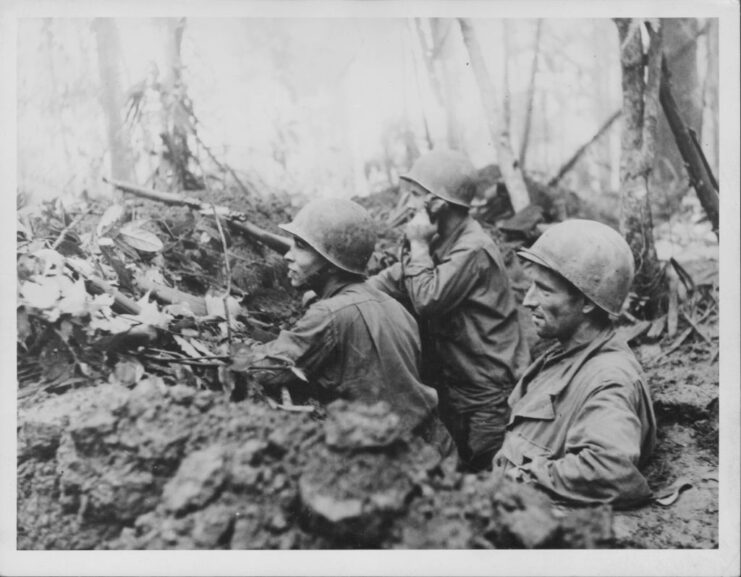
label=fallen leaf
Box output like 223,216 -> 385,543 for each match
655,478 -> 693,507
173,334 -> 201,359
119,224 -> 163,253
111,359 -> 145,387
97,204 -> 125,236
20,280 -> 60,309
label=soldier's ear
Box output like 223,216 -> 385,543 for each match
581,298 -> 597,316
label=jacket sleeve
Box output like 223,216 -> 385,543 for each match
401,243 -> 487,317
249,302 -> 336,387
519,381 -> 653,507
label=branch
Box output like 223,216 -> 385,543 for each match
548,109 -> 621,187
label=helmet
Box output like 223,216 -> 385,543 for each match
279,198 -> 377,275
401,149 -> 476,208
518,219 -> 635,316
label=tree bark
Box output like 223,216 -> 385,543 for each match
157,17 -> 191,191
659,57 -> 719,236
431,19 -> 463,151
91,18 -> 135,187
703,18 -> 719,177
519,19 -> 542,171
653,19 -> 702,194
614,18 -> 666,317
458,18 -> 530,212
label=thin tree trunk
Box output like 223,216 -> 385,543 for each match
519,19 -> 542,170
157,17 -> 191,191
431,19 -> 463,151
502,22 -> 512,139
614,18 -> 665,317
458,18 -> 530,212
92,18 -> 135,188
703,18 -> 719,177
660,57 -> 719,236
654,19 -> 702,195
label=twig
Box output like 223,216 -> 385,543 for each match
652,327 -> 692,366
208,202 -> 233,344
680,311 -> 712,345
50,208 -> 92,250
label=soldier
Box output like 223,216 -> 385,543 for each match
231,198 -> 439,436
493,219 -> 657,508
369,149 -> 530,472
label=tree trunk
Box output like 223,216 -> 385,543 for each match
458,18 -> 530,212
614,18 -> 666,318
703,18 -> 719,177
430,19 -> 463,151
157,17 -> 192,191
653,19 -> 702,198
519,19 -> 542,171
91,18 -> 135,187
660,57 -> 719,236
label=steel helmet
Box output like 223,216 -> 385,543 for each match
279,198 -> 377,275
518,219 -> 635,316
401,149 -> 477,208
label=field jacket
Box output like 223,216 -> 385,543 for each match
253,279 -> 438,433
368,217 -> 529,412
493,328 -> 657,508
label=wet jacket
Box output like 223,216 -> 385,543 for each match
493,328 -> 657,508
368,217 -> 529,411
254,279 -> 438,433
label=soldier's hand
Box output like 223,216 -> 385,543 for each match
229,340 -> 260,372
404,209 -> 436,244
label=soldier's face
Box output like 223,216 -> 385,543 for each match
284,237 -> 327,289
403,181 -> 445,222
522,263 -> 587,343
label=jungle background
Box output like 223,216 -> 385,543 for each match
5,6 -> 739,575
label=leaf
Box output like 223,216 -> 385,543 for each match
173,334 -> 202,359
290,366 -> 309,382
20,280 -> 60,309
189,339 -> 213,357
111,359 -> 145,387
655,478 -> 693,507
57,278 -> 89,317
97,203 -> 125,236
119,225 -> 163,253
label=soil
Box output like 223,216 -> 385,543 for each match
15,183 -> 719,550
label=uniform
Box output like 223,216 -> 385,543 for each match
494,328 -> 656,508
369,216 -> 530,469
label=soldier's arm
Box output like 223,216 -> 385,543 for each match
518,381 -> 653,507
237,302 -> 336,389
401,243 -> 487,317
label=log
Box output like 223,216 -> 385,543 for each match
659,57 -> 719,236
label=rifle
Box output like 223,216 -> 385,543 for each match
103,178 -> 291,254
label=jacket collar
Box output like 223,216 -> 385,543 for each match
508,327 -> 616,422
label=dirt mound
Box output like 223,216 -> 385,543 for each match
18,379 -> 610,550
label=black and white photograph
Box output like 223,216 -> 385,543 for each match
2,1 -> 739,575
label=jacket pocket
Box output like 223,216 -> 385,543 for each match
497,430 -> 553,468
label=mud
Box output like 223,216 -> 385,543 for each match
17,376 -> 617,550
